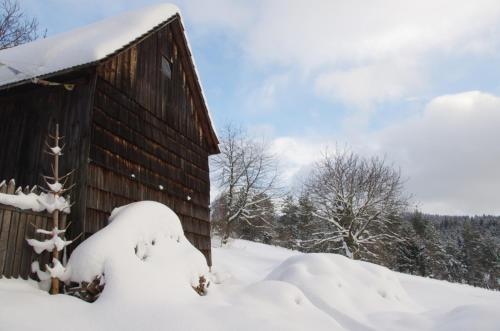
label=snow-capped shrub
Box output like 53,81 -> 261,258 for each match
66,201 -> 209,302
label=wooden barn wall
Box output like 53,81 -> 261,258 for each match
0,74 -> 96,239
92,20 -> 213,263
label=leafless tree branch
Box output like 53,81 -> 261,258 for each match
0,0 -> 44,50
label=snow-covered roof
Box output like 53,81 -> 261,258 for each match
0,3 -> 180,87
0,3 -> 219,148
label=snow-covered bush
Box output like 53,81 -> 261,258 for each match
66,201 -> 210,302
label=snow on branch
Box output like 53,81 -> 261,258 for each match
211,124 -> 280,244
26,233 -> 72,254
305,148 -> 408,259
35,227 -> 66,236
46,258 -> 71,282
31,261 -> 51,282
37,192 -> 70,214
50,146 -> 62,156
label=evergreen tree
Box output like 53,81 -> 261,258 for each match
396,211 -> 451,278
422,223 -> 450,279
393,220 -> 425,275
461,222 -> 500,289
276,195 -> 300,249
444,240 -> 467,284
295,192 -> 315,251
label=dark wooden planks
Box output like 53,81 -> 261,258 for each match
86,164 -> 210,245
0,180 -> 55,279
95,21 -> 214,151
0,180 -> 15,276
0,71 -> 96,244
90,19 -> 216,264
0,204 -> 52,279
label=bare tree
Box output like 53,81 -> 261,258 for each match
0,0 -> 43,50
305,149 -> 408,259
211,125 -> 279,244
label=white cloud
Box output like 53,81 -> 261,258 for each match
183,0 -> 500,108
270,136 -> 325,184
180,0 -> 255,32
241,0 -> 500,67
244,74 -> 290,112
373,90 -> 500,215
315,59 -> 424,109
271,91 -> 500,215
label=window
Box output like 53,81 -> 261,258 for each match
161,56 -> 172,79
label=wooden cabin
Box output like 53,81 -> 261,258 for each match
0,4 -> 219,264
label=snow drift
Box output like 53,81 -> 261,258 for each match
266,253 -> 421,330
66,201 -> 209,302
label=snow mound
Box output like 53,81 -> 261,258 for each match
266,253 -> 421,328
211,238 -> 300,285
226,280 -> 345,331
67,201 -> 209,302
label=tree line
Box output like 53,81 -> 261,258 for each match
211,124 -> 500,290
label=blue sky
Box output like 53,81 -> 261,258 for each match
20,0 -> 500,215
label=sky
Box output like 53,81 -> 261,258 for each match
19,0 -> 500,215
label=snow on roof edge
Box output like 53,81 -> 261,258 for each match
176,15 -> 219,143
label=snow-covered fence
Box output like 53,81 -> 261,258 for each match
0,179 -> 67,279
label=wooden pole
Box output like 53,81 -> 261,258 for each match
50,124 -> 60,295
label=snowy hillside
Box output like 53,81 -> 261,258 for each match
0,204 -> 499,330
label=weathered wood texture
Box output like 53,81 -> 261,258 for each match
0,72 -> 96,240
0,180 -> 54,279
92,19 -> 214,264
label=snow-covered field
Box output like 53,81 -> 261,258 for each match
0,202 -> 499,331
213,240 -> 500,331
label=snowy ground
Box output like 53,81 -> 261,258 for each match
213,240 -> 500,331
1,203 -> 499,330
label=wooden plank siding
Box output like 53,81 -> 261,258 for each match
0,181 -> 53,279
0,72 -> 96,241
92,19 -> 213,264
0,204 -> 53,279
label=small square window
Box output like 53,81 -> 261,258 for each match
161,57 -> 172,79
